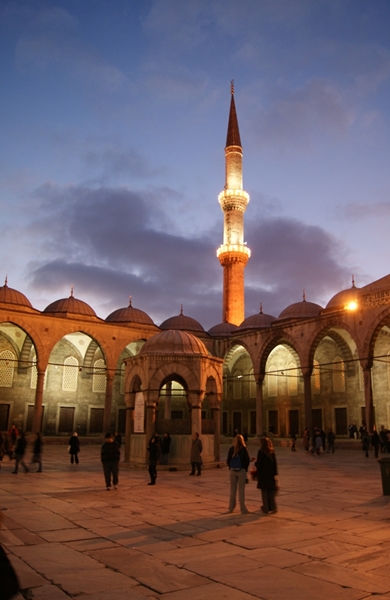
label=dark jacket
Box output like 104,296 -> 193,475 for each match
255,449 -> 278,490
14,435 -> 27,457
101,440 -> 120,463
227,445 -> 250,471
68,435 -> 80,454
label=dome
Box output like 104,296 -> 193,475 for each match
44,290 -> 97,317
160,307 -> 205,333
208,322 -> 239,337
140,329 -> 208,356
106,297 -> 154,325
278,295 -> 322,321
326,284 -> 360,310
0,278 -> 32,308
238,305 -> 276,330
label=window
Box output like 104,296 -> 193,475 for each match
0,350 -> 15,387
93,359 -> 106,393
287,362 -> 298,396
62,356 -> 78,391
268,364 -> 277,397
332,356 -> 345,392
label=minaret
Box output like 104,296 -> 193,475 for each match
217,82 -> 251,325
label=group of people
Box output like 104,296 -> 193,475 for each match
0,429 -> 43,473
146,431 -> 201,485
301,427 -> 336,455
227,434 -> 278,515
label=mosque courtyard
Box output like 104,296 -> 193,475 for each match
1,442 -> 390,600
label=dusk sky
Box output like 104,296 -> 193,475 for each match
1,0 -> 390,329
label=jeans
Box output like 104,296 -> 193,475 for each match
102,461 -> 119,488
229,469 -> 247,512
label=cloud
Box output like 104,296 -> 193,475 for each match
253,79 -> 353,148
340,201 -> 390,221
23,181 -> 354,327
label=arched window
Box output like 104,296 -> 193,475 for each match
0,350 -> 15,387
249,368 -> 256,398
233,370 -> 242,400
62,356 -> 78,391
268,364 -> 277,397
93,359 -> 106,393
287,362 -> 298,396
332,356 -> 345,392
312,359 -> 320,394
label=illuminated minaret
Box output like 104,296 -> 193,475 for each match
217,82 -> 251,325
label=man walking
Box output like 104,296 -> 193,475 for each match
190,432 -> 203,476
101,432 -> 120,490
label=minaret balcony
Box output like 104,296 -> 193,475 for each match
218,189 -> 249,212
217,244 -> 251,259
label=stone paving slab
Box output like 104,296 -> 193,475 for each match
1,444 -> 390,599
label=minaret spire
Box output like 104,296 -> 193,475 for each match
217,83 -> 251,325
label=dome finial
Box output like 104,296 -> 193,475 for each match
259,302 -> 263,314
180,304 -> 184,315
303,290 -> 306,302
128,295 -> 132,307
230,79 -> 234,95
70,286 -> 74,298
4,275 -> 8,287
352,274 -> 355,288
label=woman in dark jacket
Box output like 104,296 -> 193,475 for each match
226,434 -> 250,514
68,432 -> 80,465
256,437 -> 278,514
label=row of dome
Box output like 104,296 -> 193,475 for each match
0,279 -> 359,335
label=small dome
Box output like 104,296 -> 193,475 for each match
0,278 -> 32,308
106,297 -> 154,325
140,329 -> 208,356
208,322 -> 239,337
278,295 -> 322,321
239,304 -> 276,330
44,289 -> 96,317
326,284 -> 360,310
160,307 -> 204,333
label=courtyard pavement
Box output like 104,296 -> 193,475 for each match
1,442 -> 390,600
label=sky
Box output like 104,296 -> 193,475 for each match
1,0 -> 390,330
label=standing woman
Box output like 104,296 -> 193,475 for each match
256,437 -> 278,515
227,434 -> 250,514
68,432 -> 80,465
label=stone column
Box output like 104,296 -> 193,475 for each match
255,375 -> 265,438
164,381 -> 172,419
145,397 -> 157,445
302,369 -> 313,432
212,401 -> 221,461
189,392 -> 203,435
33,368 -> 45,433
124,391 -> 133,463
103,374 -> 114,433
363,364 -> 375,432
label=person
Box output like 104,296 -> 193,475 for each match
68,432 -> 80,464
362,430 -> 370,457
31,432 -> 43,472
160,432 -> 171,465
0,511 -> 20,600
114,432 -> 122,448
12,430 -> 29,474
302,428 -> 310,452
226,434 -> 250,514
371,426 -> 380,458
189,432 -> 203,476
147,435 -> 160,485
9,425 -> 17,452
327,429 -> 335,454
314,429 -> 323,455
255,437 -> 278,515
290,430 -> 297,451
101,432 -> 120,490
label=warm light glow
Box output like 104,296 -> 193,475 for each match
346,300 -> 358,311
